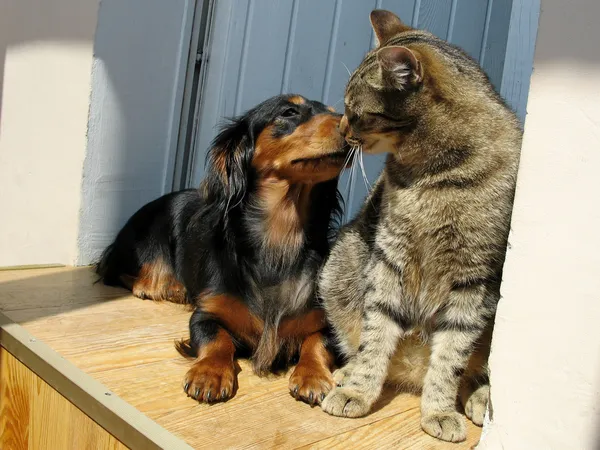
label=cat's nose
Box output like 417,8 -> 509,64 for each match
339,115 -> 349,137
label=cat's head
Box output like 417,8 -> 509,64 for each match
341,10 -> 493,156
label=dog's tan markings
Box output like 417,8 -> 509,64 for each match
327,105 -> 336,112
201,294 -> 264,346
288,95 -> 306,105
289,331 -> 335,405
253,114 -> 345,183
252,124 -> 282,172
254,179 -> 310,254
278,309 -> 326,339
183,328 -> 238,403
129,258 -> 187,303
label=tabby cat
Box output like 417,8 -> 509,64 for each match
318,10 -> 521,442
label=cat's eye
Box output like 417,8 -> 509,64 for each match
280,108 -> 299,118
371,112 -> 398,121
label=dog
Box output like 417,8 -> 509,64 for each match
96,94 -> 349,405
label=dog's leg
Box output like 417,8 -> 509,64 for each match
289,331 -> 335,406
129,258 -> 187,303
181,309 -> 238,403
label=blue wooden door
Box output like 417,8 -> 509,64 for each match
190,0 -> 517,220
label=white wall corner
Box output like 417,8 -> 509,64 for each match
481,0 -> 600,448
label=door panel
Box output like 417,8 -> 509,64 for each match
283,0 -> 337,100
417,0 -> 453,38
449,0 -> 489,60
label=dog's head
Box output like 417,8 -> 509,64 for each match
203,95 -> 348,214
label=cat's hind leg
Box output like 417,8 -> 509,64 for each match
463,380 -> 489,426
420,284 -> 496,442
460,323 -> 493,426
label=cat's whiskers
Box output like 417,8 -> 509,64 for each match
341,145 -> 356,172
342,146 -> 360,223
345,146 -> 359,190
341,62 -> 352,77
358,146 -> 372,192
331,97 -> 345,110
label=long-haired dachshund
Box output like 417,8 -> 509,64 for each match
96,94 -> 348,405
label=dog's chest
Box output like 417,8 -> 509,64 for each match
256,271 -> 316,318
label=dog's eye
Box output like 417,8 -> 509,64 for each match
280,108 -> 299,118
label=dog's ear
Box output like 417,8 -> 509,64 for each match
204,118 -> 254,220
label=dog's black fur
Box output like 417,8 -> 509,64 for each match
96,94 -> 347,404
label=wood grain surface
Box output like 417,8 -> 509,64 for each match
0,267 -> 482,449
0,348 -> 128,450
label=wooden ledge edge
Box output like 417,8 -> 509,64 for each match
0,263 -> 65,271
0,311 -> 193,450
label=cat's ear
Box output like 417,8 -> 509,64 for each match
370,10 -> 412,46
377,46 -> 423,89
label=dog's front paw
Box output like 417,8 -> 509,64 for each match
321,386 -> 372,417
289,363 -> 334,406
421,411 -> 466,442
465,384 -> 489,426
183,357 -> 237,403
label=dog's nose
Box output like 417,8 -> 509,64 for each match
339,115 -> 349,137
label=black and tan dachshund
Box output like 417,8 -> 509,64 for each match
96,94 -> 349,405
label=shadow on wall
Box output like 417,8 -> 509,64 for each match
76,0 -> 194,266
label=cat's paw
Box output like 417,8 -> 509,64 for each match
332,360 -> 356,386
464,384 -> 489,426
332,368 -> 350,386
321,386 -> 372,417
421,411 -> 466,442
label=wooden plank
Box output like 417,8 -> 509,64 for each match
7,298 -> 189,375
299,406 -> 483,449
0,346 -> 33,449
0,263 -> 64,271
0,266 -> 124,313
0,310 -> 192,450
89,358 -> 434,450
1,348 -> 127,450
0,267 -> 482,449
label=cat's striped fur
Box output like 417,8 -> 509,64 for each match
319,10 -> 521,442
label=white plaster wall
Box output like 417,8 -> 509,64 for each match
479,0 -> 600,448
76,0 -> 195,266
0,0 -> 99,266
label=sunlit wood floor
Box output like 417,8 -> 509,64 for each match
0,267 -> 482,449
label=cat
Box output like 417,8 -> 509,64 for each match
318,10 -> 522,443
